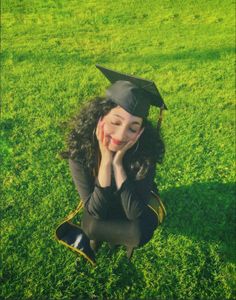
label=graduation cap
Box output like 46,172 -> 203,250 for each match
96,64 -> 167,118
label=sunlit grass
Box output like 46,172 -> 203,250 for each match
1,0 -> 235,299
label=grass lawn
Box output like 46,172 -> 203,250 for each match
1,0 -> 235,299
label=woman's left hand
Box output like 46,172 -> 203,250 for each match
113,128 -> 144,167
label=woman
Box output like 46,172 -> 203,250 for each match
56,65 -> 167,265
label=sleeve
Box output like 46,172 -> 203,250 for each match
69,158 -> 113,220
116,165 -> 156,220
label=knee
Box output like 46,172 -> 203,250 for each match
129,220 -> 143,247
81,212 -> 98,239
130,213 -> 158,248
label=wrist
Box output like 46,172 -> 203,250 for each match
98,160 -> 112,188
113,164 -> 127,190
113,161 -> 123,169
101,157 -> 112,167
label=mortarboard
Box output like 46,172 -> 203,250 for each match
96,64 -> 167,118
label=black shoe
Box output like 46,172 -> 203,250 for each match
55,221 -> 96,265
126,246 -> 135,260
108,242 -> 117,250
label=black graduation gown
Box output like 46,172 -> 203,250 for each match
68,158 -> 159,247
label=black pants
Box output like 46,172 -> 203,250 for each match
81,206 -> 158,248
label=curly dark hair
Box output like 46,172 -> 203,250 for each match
61,97 -> 165,180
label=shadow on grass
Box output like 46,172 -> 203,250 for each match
71,247 -> 144,299
125,47 -> 235,65
162,181 -> 236,262
1,46 -> 234,66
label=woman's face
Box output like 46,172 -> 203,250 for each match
102,106 -> 143,152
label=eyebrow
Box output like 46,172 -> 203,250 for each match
113,114 -> 142,125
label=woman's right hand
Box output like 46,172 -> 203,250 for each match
96,118 -> 113,164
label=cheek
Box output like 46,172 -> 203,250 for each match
103,122 -> 114,135
127,132 -> 139,142
128,134 -> 136,142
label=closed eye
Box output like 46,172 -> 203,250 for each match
111,122 -> 138,133
111,122 -> 120,126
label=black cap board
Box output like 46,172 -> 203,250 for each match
96,64 -> 167,118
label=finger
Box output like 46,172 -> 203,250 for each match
129,140 -> 136,149
129,136 -> 139,148
98,121 -> 104,142
101,123 -> 105,143
130,128 -> 144,145
136,127 -> 144,140
121,140 -> 134,152
96,117 -> 101,137
104,135 -> 110,147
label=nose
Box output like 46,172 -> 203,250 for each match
115,126 -> 127,142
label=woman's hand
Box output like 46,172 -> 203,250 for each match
113,128 -> 144,167
96,117 -> 113,165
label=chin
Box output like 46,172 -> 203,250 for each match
108,145 -> 118,152
108,142 -> 122,152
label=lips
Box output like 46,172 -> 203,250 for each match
110,138 -> 123,145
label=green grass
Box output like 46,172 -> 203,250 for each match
1,0 -> 235,299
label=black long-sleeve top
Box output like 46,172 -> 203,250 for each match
69,159 -> 157,221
